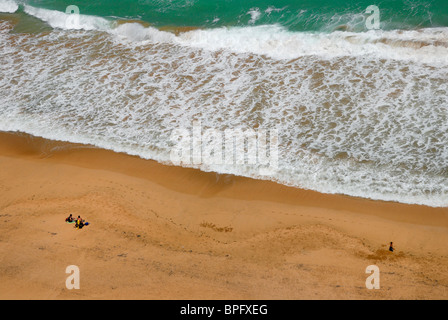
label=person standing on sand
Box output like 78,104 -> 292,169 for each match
389,242 -> 394,252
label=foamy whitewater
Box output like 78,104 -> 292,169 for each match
1,1 -> 448,207
0,0 -> 18,13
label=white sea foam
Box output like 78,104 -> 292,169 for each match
111,22 -> 448,65
247,8 -> 262,24
265,6 -> 286,15
177,25 -> 448,65
112,22 -> 175,42
1,10 -> 448,207
22,5 -> 448,65
23,5 -> 112,31
0,0 -> 18,13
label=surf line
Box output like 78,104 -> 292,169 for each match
180,304 -> 214,317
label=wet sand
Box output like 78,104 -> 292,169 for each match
0,131 -> 447,299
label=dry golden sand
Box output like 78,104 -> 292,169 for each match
0,131 -> 447,299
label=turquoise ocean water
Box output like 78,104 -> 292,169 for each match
13,0 -> 448,31
0,0 -> 448,206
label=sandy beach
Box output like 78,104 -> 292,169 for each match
0,131 -> 447,300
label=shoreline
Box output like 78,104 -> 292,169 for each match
0,130 -> 447,299
1,131 -> 446,227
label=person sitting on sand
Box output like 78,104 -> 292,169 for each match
65,214 -> 74,222
389,242 -> 394,252
75,215 -> 84,229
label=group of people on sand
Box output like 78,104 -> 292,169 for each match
65,212 -> 395,251
65,214 -> 87,229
